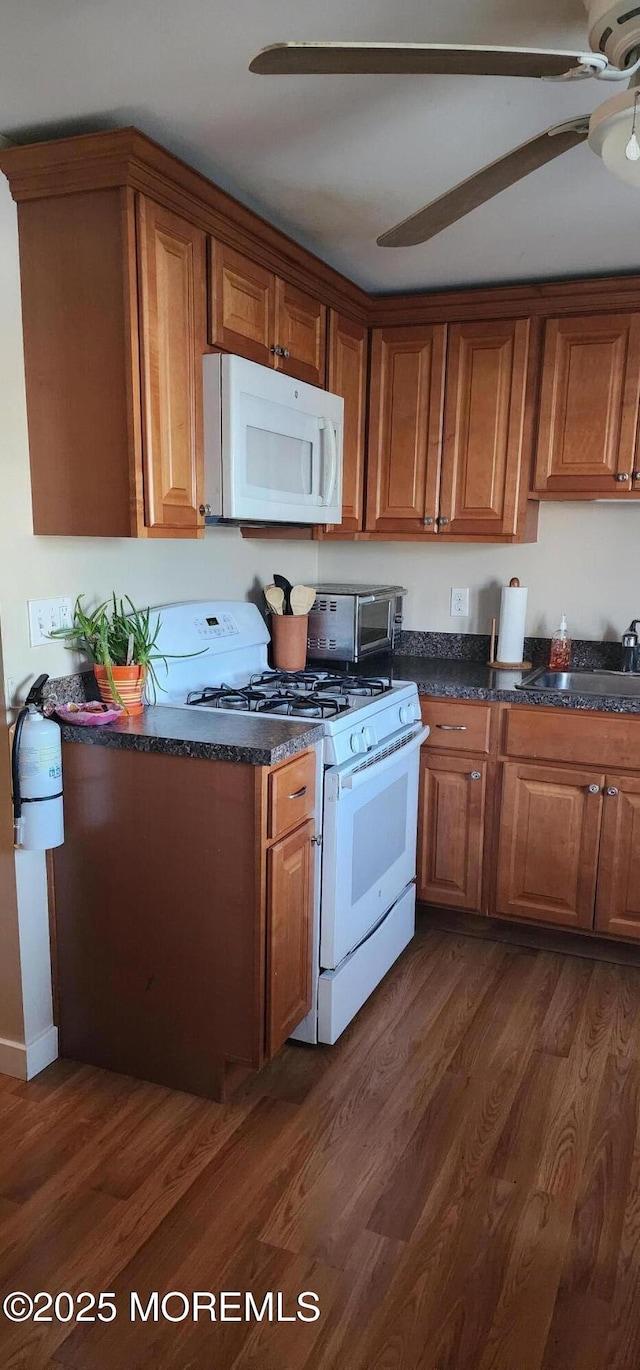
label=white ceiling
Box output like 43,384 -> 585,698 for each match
2,0 -> 640,292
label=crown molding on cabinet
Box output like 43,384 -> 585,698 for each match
0,127 -> 370,325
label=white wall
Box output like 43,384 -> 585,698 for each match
319,501 -> 640,642
0,174 -> 318,1071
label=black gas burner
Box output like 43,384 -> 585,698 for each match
250,670 -> 325,692
320,674 -> 391,698
255,692 -> 348,719
186,685 -> 269,710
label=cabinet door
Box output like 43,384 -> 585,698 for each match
417,752 -> 487,912
366,325 -> 446,533
439,319 -> 531,537
534,313 -> 640,494
595,775 -> 640,939
266,819 -> 314,1057
137,197 -> 206,533
496,763 -> 603,929
326,312 -> 368,531
209,241 -> 275,366
274,278 -> 327,386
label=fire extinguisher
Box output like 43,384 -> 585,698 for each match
11,674 -> 64,851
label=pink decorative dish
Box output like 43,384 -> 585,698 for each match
55,702 -> 124,726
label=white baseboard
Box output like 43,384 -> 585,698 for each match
26,1026 -> 58,1079
0,1037 -> 27,1080
0,1026 -> 58,1082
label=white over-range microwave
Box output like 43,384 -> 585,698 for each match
203,354 -> 344,525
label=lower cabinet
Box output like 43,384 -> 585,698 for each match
417,752 -> 487,912
417,700 -> 640,946
595,775 -> 640,939
266,817 -> 314,1056
495,763 -> 603,930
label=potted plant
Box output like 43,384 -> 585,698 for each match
50,595 -> 184,714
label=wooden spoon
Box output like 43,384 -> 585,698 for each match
290,585 -> 316,616
264,584 -> 285,615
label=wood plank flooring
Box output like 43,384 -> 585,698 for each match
2,920 -> 640,1367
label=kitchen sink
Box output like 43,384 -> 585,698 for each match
517,669 -> 640,698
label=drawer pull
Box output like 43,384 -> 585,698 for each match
469,771 -> 482,781
587,784 -> 601,795
288,786 -> 308,800
436,724 -> 467,731
606,786 -> 619,797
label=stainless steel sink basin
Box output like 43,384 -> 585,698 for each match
517,668 -> 640,698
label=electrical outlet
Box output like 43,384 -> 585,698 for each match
28,597 -> 73,648
450,588 -> 470,618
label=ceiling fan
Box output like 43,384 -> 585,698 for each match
250,1 -> 640,247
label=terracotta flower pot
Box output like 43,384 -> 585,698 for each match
270,614 -> 309,672
93,664 -> 146,715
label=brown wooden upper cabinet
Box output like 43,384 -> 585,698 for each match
137,198 -> 206,534
366,319 -> 536,541
534,312 -> 640,497
325,311 -> 368,532
366,325 -> 446,534
9,185 -> 206,539
209,241 -> 327,387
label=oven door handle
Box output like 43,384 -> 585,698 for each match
339,726 -> 428,794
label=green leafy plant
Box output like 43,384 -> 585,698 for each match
50,595 -> 200,705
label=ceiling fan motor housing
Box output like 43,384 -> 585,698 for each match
585,0 -> 640,69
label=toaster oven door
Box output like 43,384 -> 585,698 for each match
355,595 -> 395,660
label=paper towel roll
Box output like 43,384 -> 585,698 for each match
496,584 -> 528,664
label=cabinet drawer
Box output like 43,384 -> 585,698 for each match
504,707 -> 640,771
268,751 -> 316,840
420,699 -> 492,755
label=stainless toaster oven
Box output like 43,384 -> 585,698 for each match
306,584 -> 406,665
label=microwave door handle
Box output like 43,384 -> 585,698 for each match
320,418 -> 337,507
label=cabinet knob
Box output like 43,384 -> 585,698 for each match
310,834 -> 322,847
198,504 -> 211,516
470,771 -> 482,781
633,472 -> 640,482
270,344 -> 285,356
616,473 -> 630,483
587,783 -> 601,794
437,516 -> 450,526
423,516 -> 434,526
282,348 -> 291,359
606,786 -> 619,797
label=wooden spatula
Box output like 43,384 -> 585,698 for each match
264,584 -> 285,615
290,585 -> 316,616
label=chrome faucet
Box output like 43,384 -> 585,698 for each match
622,620 -> 640,674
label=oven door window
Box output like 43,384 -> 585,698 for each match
358,599 -> 391,652
320,741 -> 421,970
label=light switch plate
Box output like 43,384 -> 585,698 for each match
450,588 -> 470,618
28,597 -> 73,648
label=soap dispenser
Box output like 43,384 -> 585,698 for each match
549,615 -> 571,672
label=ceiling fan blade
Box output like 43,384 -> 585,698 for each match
249,42 -> 604,80
377,119 -> 590,248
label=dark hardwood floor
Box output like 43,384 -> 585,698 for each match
2,918 -> 640,1367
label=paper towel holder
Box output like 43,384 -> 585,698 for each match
488,580 -> 532,671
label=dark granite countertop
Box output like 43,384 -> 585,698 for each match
60,705 -> 324,766
386,655 -> 640,715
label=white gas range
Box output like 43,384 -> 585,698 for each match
153,601 -> 428,1045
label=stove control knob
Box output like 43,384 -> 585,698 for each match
399,704 -> 415,726
363,726 -> 376,750
350,730 -> 366,755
